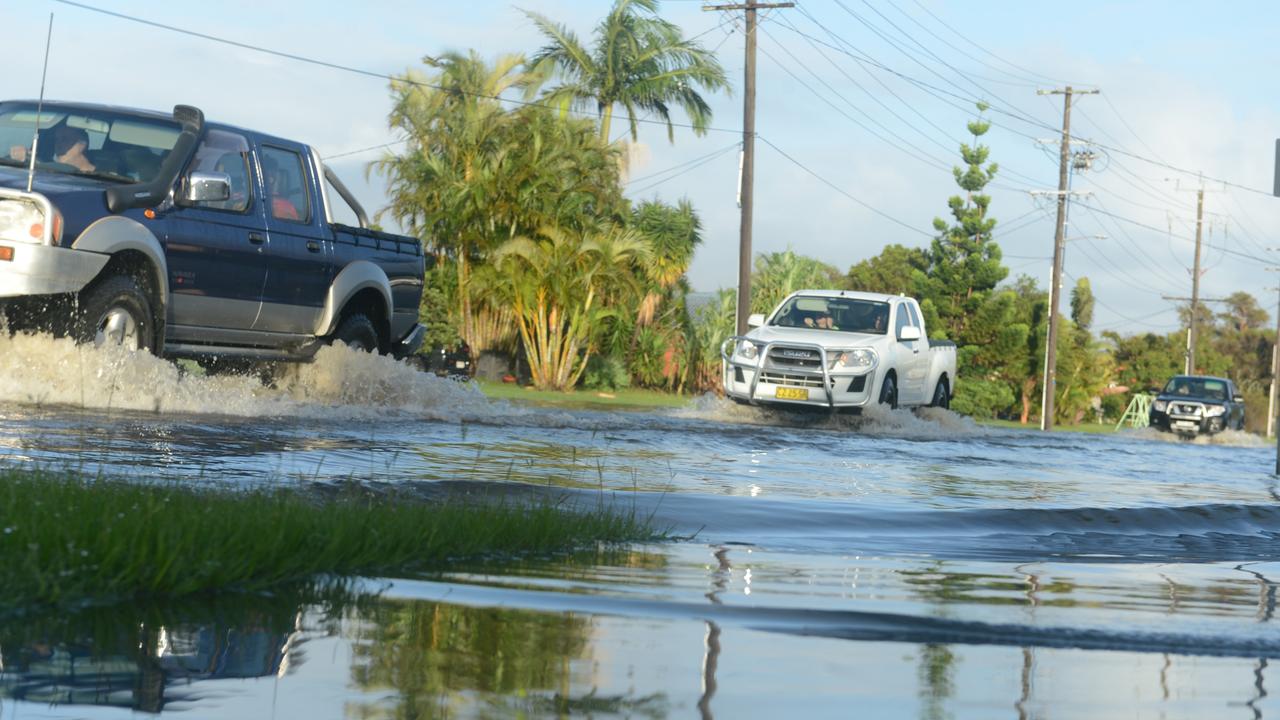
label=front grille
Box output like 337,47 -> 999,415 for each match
1171,402 -> 1202,417
760,371 -> 833,388
767,346 -> 823,370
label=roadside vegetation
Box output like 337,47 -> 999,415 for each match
378,0 -> 1273,432
0,466 -> 658,613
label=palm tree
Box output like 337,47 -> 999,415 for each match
375,52 -> 626,355
630,198 -> 703,326
492,224 -> 650,390
375,51 -> 533,352
524,0 -> 730,142
750,249 -> 842,315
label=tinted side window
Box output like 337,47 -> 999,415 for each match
895,303 -> 911,336
906,302 -> 922,328
261,146 -> 310,223
187,130 -> 252,213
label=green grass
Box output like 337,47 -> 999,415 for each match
477,379 -> 693,410
976,418 -> 1119,434
0,466 -> 659,613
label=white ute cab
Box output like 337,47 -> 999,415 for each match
720,290 -> 957,411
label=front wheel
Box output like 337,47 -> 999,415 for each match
331,313 -> 379,353
929,378 -> 950,409
74,274 -> 154,353
878,373 -> 898,409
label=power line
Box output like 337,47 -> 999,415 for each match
1063,269 -> 1179,329
50,0 -> 743,137
756,32 -> 953,174
755,135 -> 932,237
787,3 -> 1274,197
885,1 -> 1042,87
906,0 -> 1085,88
627,142 -> 741,194
1084,201 -> 1270,265
772,11 -> 1048,189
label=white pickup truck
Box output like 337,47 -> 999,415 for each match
720,290 -> 956,411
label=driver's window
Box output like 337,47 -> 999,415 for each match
187,130 -> 252,213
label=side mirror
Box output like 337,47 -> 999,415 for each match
1233,395 -> 1245,403
747,313 -> 765,329
183,171 -> 231,203
898,325 -> 922,342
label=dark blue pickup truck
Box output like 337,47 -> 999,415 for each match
0,100 -> 425,361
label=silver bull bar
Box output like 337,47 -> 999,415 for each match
720,335 -> 837,409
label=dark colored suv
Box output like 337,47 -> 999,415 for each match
1149,375 -> 1246,436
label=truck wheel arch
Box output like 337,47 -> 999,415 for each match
72,216 -> 168,348
315,261 -> 393,343
72,216 -> 169,301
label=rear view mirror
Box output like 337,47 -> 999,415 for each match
747,313 -> 765,329
898,325 -> 921,342
184,171 -> 231,203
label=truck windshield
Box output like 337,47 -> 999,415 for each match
0,102 -> 181,184
771,296 -> 890,334
1164,377 -> 1227,400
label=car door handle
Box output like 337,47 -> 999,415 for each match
248,232 -> 265,245
306,240 -> 321,253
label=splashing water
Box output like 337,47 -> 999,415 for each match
0,331 -> 491,421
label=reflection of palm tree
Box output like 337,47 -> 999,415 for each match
524,0 -> 729,142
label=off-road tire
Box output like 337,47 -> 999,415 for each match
74,274 -> 154,353
332,313 -> 379,353
929,378 -> 950,409
879,372 -> 898,409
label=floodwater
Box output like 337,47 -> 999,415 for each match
1,333 -> 1278,719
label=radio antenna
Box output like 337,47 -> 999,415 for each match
26,13 -> 55,193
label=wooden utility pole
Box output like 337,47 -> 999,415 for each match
1036,86 -> 1097,431
1187,188 -> 1206,374
704,2 -> 793,335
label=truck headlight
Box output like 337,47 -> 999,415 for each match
1153,400 -> 1167,412
736,340 -> 758,360
0,198 -> 60,246
831,348 -> 876,370
1204,405 -> 1226,417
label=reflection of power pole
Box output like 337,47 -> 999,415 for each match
704,1 -> 793,335
698,546 -> 731,720
1034,86 -> 1097,431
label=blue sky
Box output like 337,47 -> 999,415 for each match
7,0 -> 1279,335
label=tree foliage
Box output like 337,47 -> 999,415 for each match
524,0 -> 729,141
845,244 -> 928,295
916,105 -> 1007,343
491,224 -> 649,391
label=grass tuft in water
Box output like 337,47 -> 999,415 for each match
0,466 -> 658,613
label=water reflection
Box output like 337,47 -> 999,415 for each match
0,592 -> 311,712
346,597 -> 667,718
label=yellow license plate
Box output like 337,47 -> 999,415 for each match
775,386 -> 809,400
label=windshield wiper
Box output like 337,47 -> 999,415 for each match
75,170 -> 134,184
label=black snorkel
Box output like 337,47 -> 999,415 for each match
104,104 -> 204,213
